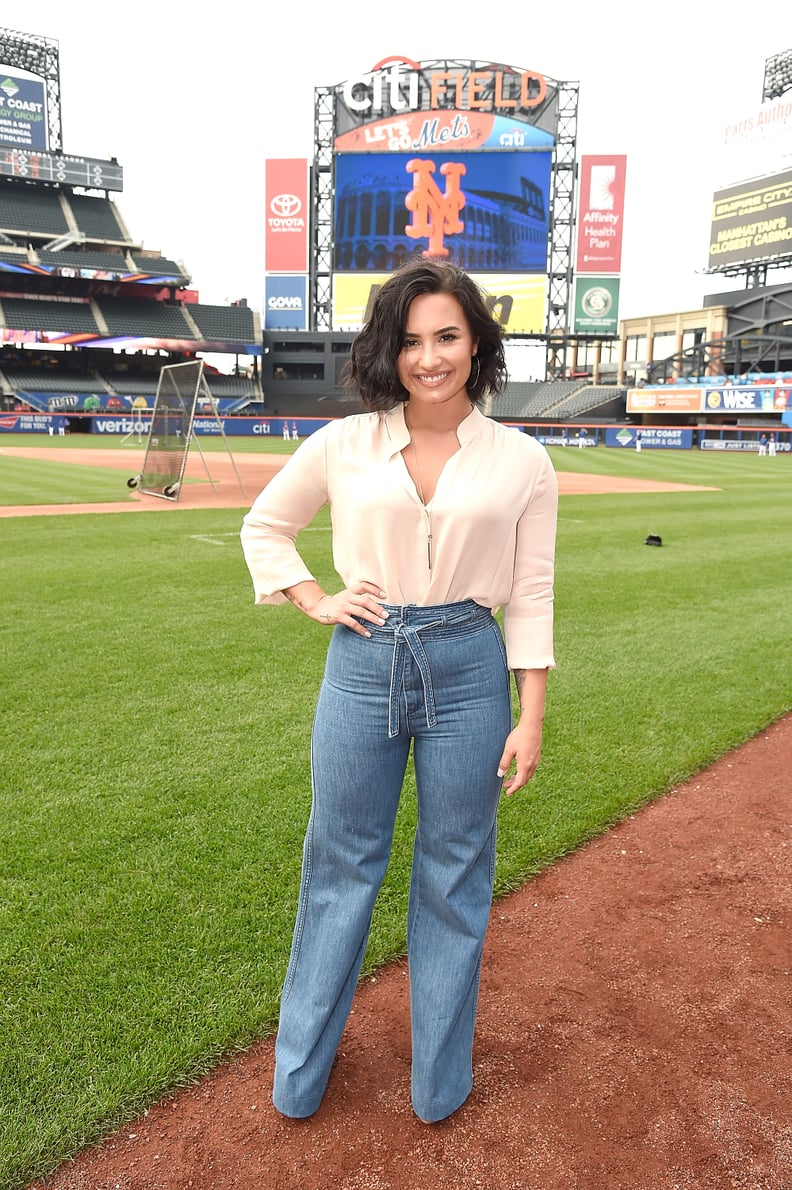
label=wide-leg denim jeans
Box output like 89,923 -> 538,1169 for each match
272,600 -> 512,1122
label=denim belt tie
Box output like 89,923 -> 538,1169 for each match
387,619 -> 444,738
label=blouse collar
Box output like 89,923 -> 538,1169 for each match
381,402 -> 484,457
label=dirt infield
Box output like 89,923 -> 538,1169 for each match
0,445 -> 718,517
29,712 -> 791,1190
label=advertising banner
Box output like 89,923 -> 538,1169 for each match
605,427 -> 693,449
0,73 -> 47,151
716,96 -> 792,188
626,388 -> 703,414
573,276 -> 620,334
702,382 -> 791,414
333,271 -> 547,334
265,275 -> 309,331
334,112 -> 554,154
575,155 -> 627,274
334,150 -> 552,273
265,159 -> 309,273
708,167 -> 792,269
700,436 -> 790,451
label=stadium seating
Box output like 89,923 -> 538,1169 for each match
548,385 -> 626,416
0,297 -> 100,334
129,253 -> 189,279
94,297 -> 196,339
0,174 -> 258,390
36,248 -> 133,272
2,368 -> 106,393
66,194 -> 127,242
0,181 -> 69,237
187,304 -> 257,342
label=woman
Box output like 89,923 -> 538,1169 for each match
241,258 -> 558,1124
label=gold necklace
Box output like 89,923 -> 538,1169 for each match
408,432 -> 433,570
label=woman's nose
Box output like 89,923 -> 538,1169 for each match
418,341 -> 440,368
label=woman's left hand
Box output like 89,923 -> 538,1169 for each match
497,719 -> 543,797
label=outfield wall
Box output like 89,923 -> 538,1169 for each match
1,412 -> 790,451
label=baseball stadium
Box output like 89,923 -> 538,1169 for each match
1,25 -> 791,1190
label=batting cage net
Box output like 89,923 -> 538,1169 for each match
139,361 -> 203,499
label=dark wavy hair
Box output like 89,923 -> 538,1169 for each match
344,257 -> 507,411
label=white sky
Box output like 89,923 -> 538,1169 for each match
5,2 -> 792,327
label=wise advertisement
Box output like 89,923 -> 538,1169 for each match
703,382 -> 790,413
575,155 -> 627,274
573,277 -> 620,334
708,168 -> 792,269
333,272 -> 546,334
0,72 -> 47,151
265,159 -> 309,273
333,150 -> 552,275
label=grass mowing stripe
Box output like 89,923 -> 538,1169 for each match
1,452 -> 791,1188
0,456 -> 139,506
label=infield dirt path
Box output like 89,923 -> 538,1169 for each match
0,445 -> 718,517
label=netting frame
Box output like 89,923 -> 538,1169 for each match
129,361 -> 246,502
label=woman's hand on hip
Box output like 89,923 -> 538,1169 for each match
282,579 -> 389,637
316,581 -> 390,636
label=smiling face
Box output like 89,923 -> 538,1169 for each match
396,292 -> 479,417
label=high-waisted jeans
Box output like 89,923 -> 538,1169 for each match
272,599 -> 512,1122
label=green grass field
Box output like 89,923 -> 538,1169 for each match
1,437 -> 790,1190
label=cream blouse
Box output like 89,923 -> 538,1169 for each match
240,403 -> 558,670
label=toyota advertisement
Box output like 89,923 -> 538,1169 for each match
265,159 -> 309,274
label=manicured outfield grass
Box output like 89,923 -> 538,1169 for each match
1,443 -> 790,1188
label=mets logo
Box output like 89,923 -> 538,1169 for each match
270,193 -> 302,217
404,159 -> 466,257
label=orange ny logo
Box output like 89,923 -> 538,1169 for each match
404,159 -> 466,257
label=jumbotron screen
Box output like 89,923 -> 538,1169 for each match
333,150 -> 553,275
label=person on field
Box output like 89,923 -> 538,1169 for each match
240,257 -> 558,1124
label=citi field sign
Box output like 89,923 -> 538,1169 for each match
332,57 -> 560,151
340,57 -> 548,116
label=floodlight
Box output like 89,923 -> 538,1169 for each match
762,49 -> 792,101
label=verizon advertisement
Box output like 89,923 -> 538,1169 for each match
575,155 -> 627,274
265,159 -> 309,273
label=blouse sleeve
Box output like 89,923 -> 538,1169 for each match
501,447 -> 558,670
240,431 -> 329,604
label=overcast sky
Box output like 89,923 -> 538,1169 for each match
4,2 -> 791,325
